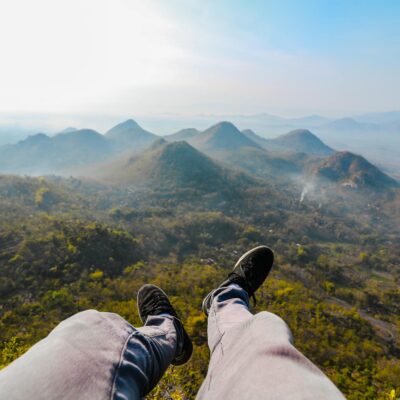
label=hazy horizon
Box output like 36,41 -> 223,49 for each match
1,109 -> 400,137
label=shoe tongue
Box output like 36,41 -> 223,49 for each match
228,273 -> 253,295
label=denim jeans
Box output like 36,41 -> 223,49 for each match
195,284 -> 345,399
0,310 -> 177,399
0,284 -> 344,399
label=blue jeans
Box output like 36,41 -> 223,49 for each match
196,284 -> 345,399
0,285 -> 344,399
0,311 -> 178,399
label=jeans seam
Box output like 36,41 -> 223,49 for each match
211,291 -> 227,352
207,294 -> 228,392
109,331 -> 135,400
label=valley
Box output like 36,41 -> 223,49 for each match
0,119 -> 399,399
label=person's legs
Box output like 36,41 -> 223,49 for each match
196,247 -> 345,400
0,285 -> 192,400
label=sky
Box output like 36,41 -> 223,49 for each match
0,0 -> 399,126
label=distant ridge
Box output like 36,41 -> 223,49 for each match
19,133 -> 51,145
267,129 -> 334,156
0,117 -> 398,196
47,129 -> 112,168
167,125 -> 301,180
166,128 -> 200,142
58,127 -> 78,134
321,117 -> 378,133
0,129 -> 112,174
105,119 -> 158,151
241,129 -> 270,148
192,121 -> 261,151
214,145 -> 301,180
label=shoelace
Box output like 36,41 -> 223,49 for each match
142,292 -> 175,317
240,258 -> 259,306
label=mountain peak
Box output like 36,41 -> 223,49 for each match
312,151 -> 398,189
242,129 -> 256,135
105,119 -> 158,151
286,128 -> 316,137
21,133 -> 50,143
0,129 -> 112,175
269,129 -> 333,156
158,140 -> 197,158
166,128 -> 200,142
212,121 -> 237,130
108,140 -> 234,189
101,138 -> 256,206
56,129 -> 102,139
324,117 -> 364,131
116,119 -> 141,129
196,121 -> 260,151
58,127 -> 78,134
106,119 -> 142,135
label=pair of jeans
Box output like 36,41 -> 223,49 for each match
0,284 -> 345,399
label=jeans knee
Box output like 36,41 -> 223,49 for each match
255,311 -> 294,343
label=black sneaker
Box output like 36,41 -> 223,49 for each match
137,284 -> 193,365
202,245 -> 274,315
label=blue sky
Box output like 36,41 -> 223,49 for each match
171,0 -> 399,57
0,0 -> 399,121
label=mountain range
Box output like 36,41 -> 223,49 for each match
0,129 -> 112,174
0,118 -> 397,195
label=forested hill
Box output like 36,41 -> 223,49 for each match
0,171 -> 399,399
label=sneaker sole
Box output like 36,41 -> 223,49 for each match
233,245 -> 273,270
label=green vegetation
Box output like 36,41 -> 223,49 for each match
0,175 -> 399,399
